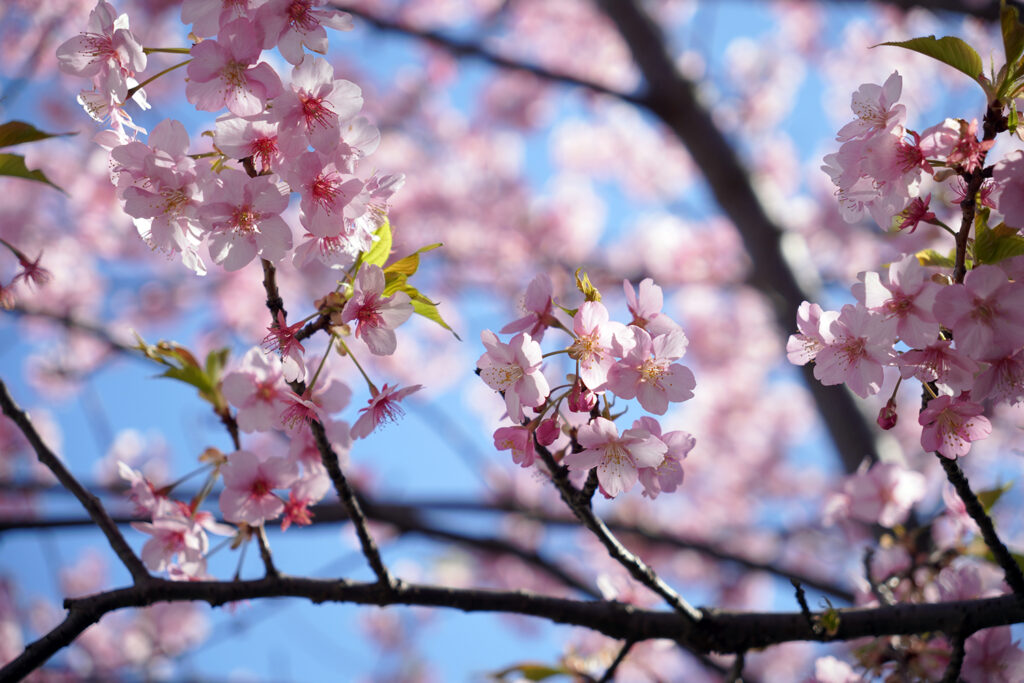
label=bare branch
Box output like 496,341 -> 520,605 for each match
0,379 -> 150,584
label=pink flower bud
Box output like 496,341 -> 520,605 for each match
568,379 -> 596,413
877,398 -> 898,430
536,418 -> 559,446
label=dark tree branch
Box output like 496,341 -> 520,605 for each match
534,442 -> 704,622
938,456 -> 1024,601
598,639 -> 635,682
0,379 -> 151,584
5,576 -> 1024,680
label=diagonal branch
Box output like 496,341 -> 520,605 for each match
0,379 -> 150,584
535,442 -> 704,622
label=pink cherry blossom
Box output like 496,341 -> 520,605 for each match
631,417 -> 692,499
286,150 -> 365,238
182,0 -> 260,38
971,349 -> 1024,405
56,0 -> 146,102
787,301 -> 825,365
623,277 -> 681,336
832,462 -> 926,528
261,310 -> 306,382
197,170 -> 292,270
896,194 -> 935,233
280,377 -> 351,428
933,265 -> 1024,361
898,340 -> 979,395
214,115 -> 283,174
562,417 -> 666,498
993,149 -> 1024,229
341,265 -> 413,356
962,627 -> 1024,683
281,475 -> 331,531
185,18 -> 283,117
221,347 -> 291,432
493,425 -> 537,468
258,0 -> 354,65
350,383 -> 422,439
477,330 -> 549,422
813,304 -> 896,398
835,71 -> 905,141
274,55 -> 364,153
862,254 -> 941,348
132,500 -> 210,575
567,301 -> 628,391
219,449 -> 299,525
606,326 -> 694,415
501,273 -> 556,341
918,394 -> 991,459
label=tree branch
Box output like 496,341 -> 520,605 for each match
0,379 -> 151,584
5,576 -> 1024,680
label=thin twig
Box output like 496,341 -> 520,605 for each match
535,441 -> 703,623
937,456 -> 1024,601
0,379 -> 150,584
725,651 -> 746,683
309,419 -> 395,588
940,624 -> 968,683
598,639 -> 635,682
255,523 -> 280,579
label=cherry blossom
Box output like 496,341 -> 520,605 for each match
562,417 -> 666,498
631,417 -> 692,499
493,425 -> 537,468
813,304 -> 896,398
623,277 -> 681,336
828,462 -> 926,528
341,265 -> 413,356
501,273 -> 556,341
214,115 -> 283,175
961,628 -> 1024,683
274,56 -> 364,153
918,395 -> 992,459
862,254 -> 941,348
258,0 -> 354,65
567,301 -> 628,391
606,326 -> 695,415
350,384 -> 422,439
56,0 -> 146,102
219,449 -> 299,525
221,347 -> 291,432
933,265 -> 1024,361
835,71 -> 905,141
132,501 -> 210,575
185,19 -> 283,117
898,341 -> 979,395
477,330 -> 549,422
786,301 -> 825,365
992,149 -> 1024,229
197,170 -> 292,270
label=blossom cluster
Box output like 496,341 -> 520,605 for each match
787,68 -> 1024,460
479,274 -> 696,499
51,0 -> 433,580
57,0 -> 401,278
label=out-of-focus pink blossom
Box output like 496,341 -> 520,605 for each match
828,462 -> 925,528
993,149 -> 1024,229
933,265 -> 1024,360
962,627 -> 1024,683
501,273 -> 555,341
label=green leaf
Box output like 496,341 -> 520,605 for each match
877,36 -> 985,87
975,219 -> 1024,265
915,248 -> 956,268
1004,3 -> 1024,72
358,220 -> 392,269
401,284 -> 461,340
384,242 -> 443,278
132,335 -> 226,408
977,482 -> 1014,513
0,153 -> 65,193
383,271 -> 407,296
0,120 -> 75,149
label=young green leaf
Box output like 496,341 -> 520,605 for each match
357,220 -> 393,269
877,36 -> 984,88
915,248 -> 957,268
0,120 -> 75,149
0,153 -> 66,194
1003,3 -> 1024,71
977,481 -> 1014,514
383,242 -> 443,277
400,283 -> 461,340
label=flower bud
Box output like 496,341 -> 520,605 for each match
877,398 -> 898,430
536,417 -> 559,446
568,379 -> 596,412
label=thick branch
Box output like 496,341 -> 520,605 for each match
5,577 -> 1024,679
0,380 -> 150,584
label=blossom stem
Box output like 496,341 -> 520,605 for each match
124,59 -> 192,102
158,463 -> 212,496
304,334 -> 335,394
337,337 -> 378,394
142,47 -> 192,54
541,349 -> 569,359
